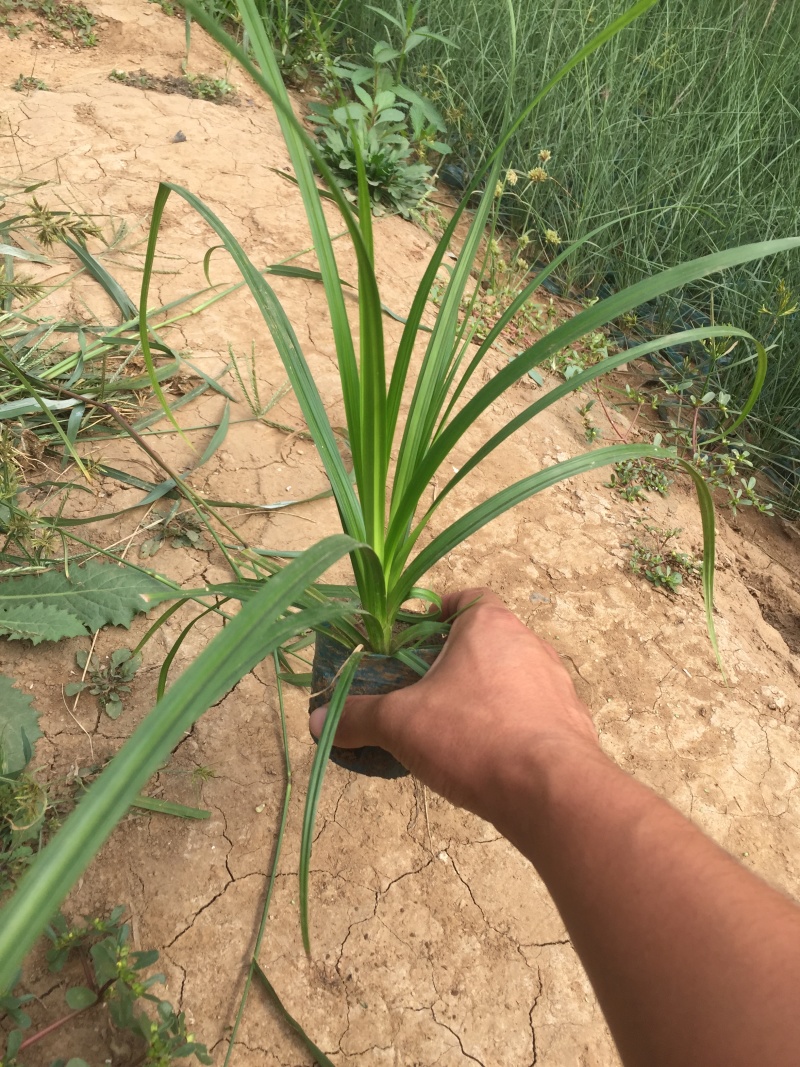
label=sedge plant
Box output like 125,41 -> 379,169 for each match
149,0 -> 800,954
158,0 -> 800,661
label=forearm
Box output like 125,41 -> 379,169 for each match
498,743 -> 800,1067
316,587 -> 800,1065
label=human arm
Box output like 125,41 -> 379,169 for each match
309,588 -> 800,1067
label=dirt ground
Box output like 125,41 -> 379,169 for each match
2,3 -> 800,1064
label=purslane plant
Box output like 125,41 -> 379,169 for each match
157,0 -> 798,660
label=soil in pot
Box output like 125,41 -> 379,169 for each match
308,628 -> 444,779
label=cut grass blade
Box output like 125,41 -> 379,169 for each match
132,795 -> 210,819
253,962 -> 337,1067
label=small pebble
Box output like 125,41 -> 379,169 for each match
171,130 -> 187,143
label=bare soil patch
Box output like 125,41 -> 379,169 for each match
2,3 -> 799,1065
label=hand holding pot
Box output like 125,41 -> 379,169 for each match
309,586 -> 601,832
312,587 -> 800,1067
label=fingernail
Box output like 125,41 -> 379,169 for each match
309,704 -> 328,739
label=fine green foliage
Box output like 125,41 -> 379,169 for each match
345,0 -> 800,512
0,560 -> 169,641
2,907 -> 211,1065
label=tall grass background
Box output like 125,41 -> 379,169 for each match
339,0 -> 800,510
196,0 -> 800,511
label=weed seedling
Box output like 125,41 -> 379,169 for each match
0,0 -> 97,46
550,331 -> 610,379
109,68 -> 236,103
11,74 -> 48,91
65,648 -> 141,720
577,399 -> 601,443
1,907 -> 210,1064
139,504 -> 212,557
727,475 -> 775,518
628,522 -> 701,592
607,457 -> 674,501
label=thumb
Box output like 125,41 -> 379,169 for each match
309,692 -> 394,750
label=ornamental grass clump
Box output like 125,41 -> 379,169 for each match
154,0 -> 797,663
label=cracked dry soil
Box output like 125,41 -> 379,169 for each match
2,3 -> 800,1064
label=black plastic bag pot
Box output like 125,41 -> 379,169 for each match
309,629 -> 441,779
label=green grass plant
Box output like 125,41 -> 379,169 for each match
143,0 -> 800,663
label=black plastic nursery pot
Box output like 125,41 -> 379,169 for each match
309,628 -> 442,779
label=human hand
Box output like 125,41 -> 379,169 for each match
309,588 -> 601,833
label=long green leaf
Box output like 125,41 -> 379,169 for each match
0,352 -> 90,478
389,325 -> 763,579
0,536 -> 363,992
253,963 -> 337,1067
140,183 -> 363,536
299,650 -> 362,954
395,445 -> 671,602
132,795 -> 210,819
386,237 -> 800,560
62,236 -> 138,320
181,0 -> 364,464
